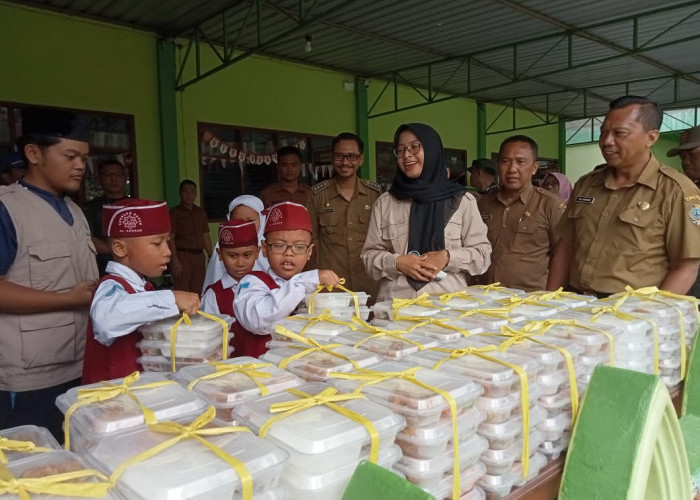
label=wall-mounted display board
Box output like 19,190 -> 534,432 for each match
376,141 -> 468,190
0,102 -> 137,203
197,122 -> 333,221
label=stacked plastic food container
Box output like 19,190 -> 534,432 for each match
136,313 -> 231,372
232,381 -> 406,500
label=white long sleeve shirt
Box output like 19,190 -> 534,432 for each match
233,268 -> 320,335
201,272 -> 239,315
90,261 -> 180,346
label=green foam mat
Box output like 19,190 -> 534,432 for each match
342,461 -> 435,500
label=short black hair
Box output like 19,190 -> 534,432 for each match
179,179 -> 196,191
608,95 -> 663,131
277,146 -> 302,161
499,135 -> 539,160
332,132 -> 364,154
97,158 -> 125,173
16,135 -> 61,164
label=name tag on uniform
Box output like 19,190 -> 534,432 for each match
481,214 -> 492,221
575,196 -> 595,204
320,207 -> 334,214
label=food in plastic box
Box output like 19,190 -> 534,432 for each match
304,291 -> 370,309
535,370 -> 569,396
273,315 -> 355,340
525,291 -> 595,310
538,431 -> 571,461
407,340 -> 542,398
439,309 -> 527,330
481,428 -> 545,475
538,320 -> 619,356
138,313 -> 230,342
261,342 -> 381,382
232,382 -> 406,474
476,468 -> 517,499
495,300 -> 560,319
371,318 -> 484,342
466,286 -> 526,301
429,292 -> 497,311
335,330 -> 440,360
328,361 -> 483,427
280,444 -> 401,500
537,411 -> 572,441
137,335 -> 225,358
0,425 -> 61,463
478,405 -> 547,450
461,486 -> 487,500
394,434 -> 488,489
510,451 -> 548,487
560,308 -> 650,339
424,461 -> 487,500
173,356 -> 304,403
4,449 -> 124,499
538,389 -> 573,417
372,300 -> 444,320
84,420 -> 288,500
477,383 -> 543,424
396,406 -> 486,459
137,349 -> 229,373
56,373 -> 209,452
473,334 -> 584,374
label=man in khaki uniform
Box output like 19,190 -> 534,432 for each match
477,135 -> 565,291
307,132 -> 381,299
259,146 -> 311,208
548,96 -> 700,296
667,125 -> 700,298
169,179 -> 212,293
468,158 -> 499,198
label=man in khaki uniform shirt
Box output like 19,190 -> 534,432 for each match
477,135 -> 565,291
549,96 -> 700,296
307,133 -> 381,299
259,146 -> 311,208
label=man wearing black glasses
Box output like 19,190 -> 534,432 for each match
307,132 -> 381,300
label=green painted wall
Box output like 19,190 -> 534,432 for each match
0,1 -> 164,199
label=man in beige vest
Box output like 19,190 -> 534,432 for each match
0,108 -> 98,441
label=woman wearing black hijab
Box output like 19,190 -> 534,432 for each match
361,123 -> 491,301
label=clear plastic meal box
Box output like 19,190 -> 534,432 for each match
524,291 -> 595,310
465,286 -> 526,301
603,295 -> 683,331
232,382 -> 406,473
559,308 -> 651,339
533,320 -> 622,356
538,389 -> 573,417
3,450 -> 124,499
478,405 -> 547,450
335,330 -> 440,360
280,444 -> 401,500
304,291 -> 370,309
138,313 -> 231,342
261,342 -> 381,382
396,406 -> 486,459
84,420 -> 288,500
407,339 -> 542,398
481,428 -> 545,475
424,462 -> 487,500
137,335 -> 225,358
0,425 -> 61,463
439,309 -> 527,331
476,383 -> 544,423
273,315 -> 355,339
173,356 -> 304,404
394,434 -> 488,489
328,361 -> 484,427
372,301 -> 444,320
510,451 -> 548,487
370,318 -> 483,342
494,300 -> 560,320
56,372 -> 209,452
428,292 -> 497,311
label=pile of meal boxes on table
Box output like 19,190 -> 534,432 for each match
1,285 -> 697,500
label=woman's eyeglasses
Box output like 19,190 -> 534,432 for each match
393,142 -> 422,157
265,242 -> 310,254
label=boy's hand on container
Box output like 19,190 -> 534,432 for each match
318,270 -> 341,287
173,291 -> 201,315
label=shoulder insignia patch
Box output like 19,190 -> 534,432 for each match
558,201 -> 567,210
685,194 -> 700,202
360,179 -> 382,192
311,180 -> 331,194
689,204 -> 700,225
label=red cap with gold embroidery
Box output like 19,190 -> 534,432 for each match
264,201 -> 312,235
219,219 -> 258,248
103,199 -> 171,238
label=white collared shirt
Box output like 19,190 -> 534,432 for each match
201,272 -> 239,315
90,261 -> 179,346
233,268 -> 320,335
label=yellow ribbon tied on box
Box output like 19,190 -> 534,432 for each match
110,406 -> 254,500
308,278 -> 362,318
187,361 -> 274,396
392,293 -> 445,320
349,317 -> 427,350
0,438 -> 53,465
273,325 -> 362,370
527,287 -> 589,303
285,309 -> 358,338
458,306 -> 515,322
585,304 -> 660,375
521,319 -> 616,367
0,467 -> 112,500
430,345 -> 531,478
498,295 -> 564,311
495,326 -> 580,424
470,282 -> 520,297
330,366 -> 462,500
606,285 -> 698,380
170,311 -> 230,373
437,290 -> 486,306
259,387 -> 380,463
405,316 -> 476,339
64,371 -> 174,450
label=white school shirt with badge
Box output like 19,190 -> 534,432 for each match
201,272 -> 239,315
91,261 -> 179,346
233,268 -> 320,335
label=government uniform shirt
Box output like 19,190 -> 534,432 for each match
170,203 -> 209,253
477,183 -> 565,291
556,155 -> 700,294
259,182 -> 311,209
307,177 -> 381,299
